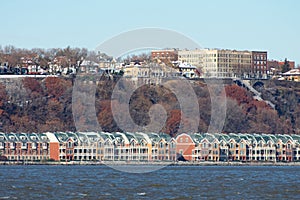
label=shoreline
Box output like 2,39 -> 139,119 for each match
1,160 -> 300,166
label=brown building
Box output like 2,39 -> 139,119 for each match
268,59 -> 295,70
151,49 -> 178,62
267,60 -> 280,70
268,59 -> 295,76
278,60 -> 295,69
251,51 -> 268,78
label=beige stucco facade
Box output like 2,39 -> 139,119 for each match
179,49 -> 264,78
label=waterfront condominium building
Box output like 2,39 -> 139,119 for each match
178,49 -> 268,79
1,132 -> 300,163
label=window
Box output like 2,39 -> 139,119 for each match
180,138 -> 183,143
214,143 -> 218,149
70,150 -> 73,154
170,142 -> 175,149
185,138 -> 189,143
67,142 -> 73,148
160,143 -> 163,148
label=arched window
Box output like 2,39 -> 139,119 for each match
67,141 -> 72,148
170,142 -> 175,149
160,142 -> 163,148
214,143 -> 218,149
240,143 -> 244,148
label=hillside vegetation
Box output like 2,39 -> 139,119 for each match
0,77 -> 299,135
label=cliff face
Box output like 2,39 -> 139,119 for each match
256,80 -> 300,133
0,77 -> 299,134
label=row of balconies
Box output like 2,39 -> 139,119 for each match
1,143 -> 48,150
90,140 -> 300,150
191,152 -> 298,161
192,148 -> 296,156
3,151 -> 48,156
5,155 -> 50,161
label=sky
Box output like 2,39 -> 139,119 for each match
1,0 -> 299,64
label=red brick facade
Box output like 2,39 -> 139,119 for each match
151,49 -> 178,62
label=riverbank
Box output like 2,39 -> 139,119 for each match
1,160 -> 300,166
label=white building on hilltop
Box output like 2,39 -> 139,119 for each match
178,49 -> 267,79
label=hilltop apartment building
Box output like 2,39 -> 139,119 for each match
178,49 -> 267,79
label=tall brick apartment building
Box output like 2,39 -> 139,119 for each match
251,51 -> 268,79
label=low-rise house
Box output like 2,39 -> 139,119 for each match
157,133 -> 172,161
168,138 -> 177,161
291,135 -> 300,161
175,133 -> 195,161
178,62 -> 198,78
123,62 -> 143,78
192,133 -> 216,161
228,138 -> 239,161
0,132 -> 50,161
276,136 -> 287,161
80,60 -> 99,74
280,68 -> 300,82
262,134 -> 277,162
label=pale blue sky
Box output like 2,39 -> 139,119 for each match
1,0 -> 299,64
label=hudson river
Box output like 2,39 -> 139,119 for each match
1,165 -> 300,199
